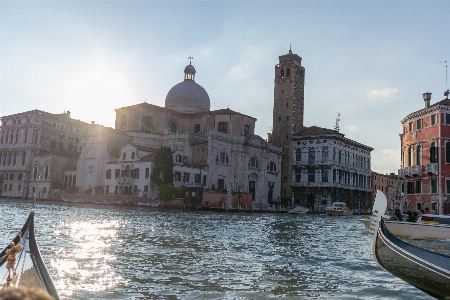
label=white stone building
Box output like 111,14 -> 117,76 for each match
75,62 -> 282,207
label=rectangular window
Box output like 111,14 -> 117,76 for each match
431,178 -> 437,193
417,119 -> 422,130
295,170 -> 301,182
432,202 -> 438,212
322,170 -> 328,182
122,153 -> 126,160
203,175 -> 206,186
244,124 -> 249,136
308,168 -> 315,182
416,202 -> 422,211
409,122 -> 413,132
115,169 -> 120,179
18,185 -> 21,191
447,179 -> 450,194
217,179 -> 225,189
407,182 -> 414,194
194,124 -> 200,133
431,114 -> 436,125
106,169 -> 111,179
174,171 -> 181,182
131,152 -> 135,159
145,168 -> 149,178
195,174 -> 201,183
415,180 -> 421,193
183,172 -> 190,183
218,122 -> 228,134
446,114 -> 450,125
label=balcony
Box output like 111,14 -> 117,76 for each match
117,177 -> 134,184
426,163 -> 438,175
408,165 -> 422,176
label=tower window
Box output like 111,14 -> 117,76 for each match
244,124 -> 250,136
286,116 -> 289,121
218,122 -> 228,134
287,68 -> 290,77
194,124 -> 200,133
280,69 -> 284,78
286,134 -> 289,139
278,117 -> 281,121
286,103 -> 288,107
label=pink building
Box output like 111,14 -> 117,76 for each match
399,92 -> 450,214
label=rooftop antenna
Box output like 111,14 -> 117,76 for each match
334,112 -> 340,132
440,61 -> 449,99
188,56 -> 193,65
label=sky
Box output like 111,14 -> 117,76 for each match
1,0 -> 449,174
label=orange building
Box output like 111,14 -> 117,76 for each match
399,92 -> 450,214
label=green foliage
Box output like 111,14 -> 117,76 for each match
173,185 -> 185,198
158,183 -> 175,202
150,146 -> 174,187
84,187 -> 93,194
94,185 -> 103,195
211,184 -> 216,190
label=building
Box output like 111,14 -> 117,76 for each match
271,48 -> 305,201
76,62 -> 282,206
372,172 -> 401,212
290,126 -> 373,211
398,92 -> 450,214
0,110 -> 86,199
270,49 -> 373,209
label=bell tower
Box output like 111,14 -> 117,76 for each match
272,47 -> 305,199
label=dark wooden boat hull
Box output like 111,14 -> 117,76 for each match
373,217 -> 450,299
0,211 -> 60,299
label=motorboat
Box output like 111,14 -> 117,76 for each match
370,191 -> 450,299
325,202 -> 352,216
0,211 -> 60,299
288,206 -> 309,214
383,215 -> 450,240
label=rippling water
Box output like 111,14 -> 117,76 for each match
0,198 -> 438,299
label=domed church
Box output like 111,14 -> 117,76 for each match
76,61 -> 282,207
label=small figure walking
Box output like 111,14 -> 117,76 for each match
0,231 -> 23,283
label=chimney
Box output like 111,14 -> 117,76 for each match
423,92 -> 432,108
66,111 -> 71,117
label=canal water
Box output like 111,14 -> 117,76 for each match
0,199 -> 440,299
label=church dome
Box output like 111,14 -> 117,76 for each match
165,64 -> 210,113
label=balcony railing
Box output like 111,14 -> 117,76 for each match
117,177 -> 134,184
426,163 -> 438,175
408,165 -> 421,176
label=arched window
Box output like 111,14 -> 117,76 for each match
286,68 -> 290,77
308,148 -> 315,163
416,144 -> 421,165
322,147 -> 329,161
430,142 -> 438,163
216,152 -> 229,164
308,167 -> 315,182
446,141 -> 450,164
267,162 -> 276,172
280,69 -> 284,78
408,146 -> 412,166
296,149 -> 302,161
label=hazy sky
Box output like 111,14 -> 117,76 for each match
1,0 -> 449,174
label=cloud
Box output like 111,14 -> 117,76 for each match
366,88 -> 399,100
346,125 -> 358,132
371,148 -> 401,174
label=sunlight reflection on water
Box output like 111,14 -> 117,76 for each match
0,199 -> 436,299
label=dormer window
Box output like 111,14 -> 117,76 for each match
122,153 -> 126,160
176,155 -> 182,163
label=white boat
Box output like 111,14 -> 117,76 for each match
383,214 -> 450,240
325,202 -> 352,216
288,206 -> 308,214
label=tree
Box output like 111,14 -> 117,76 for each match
158,183 -> 175,202
150,146 -> 174,186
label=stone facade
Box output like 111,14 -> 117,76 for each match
75,63 -> 282,207
0,110 -> 86,199
398,92 -> 450,214
291,126 -> 373,212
